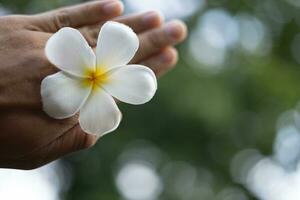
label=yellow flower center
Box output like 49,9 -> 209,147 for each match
83,67 -> 109,90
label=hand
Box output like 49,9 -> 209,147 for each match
0,0 -> 187,169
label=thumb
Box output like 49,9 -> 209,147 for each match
16,125 -> 97,170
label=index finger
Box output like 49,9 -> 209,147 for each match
30,0 -> 124,32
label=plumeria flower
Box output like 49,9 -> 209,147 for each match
41,21 -> 157,136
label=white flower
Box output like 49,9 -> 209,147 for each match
41,21 -> 157,136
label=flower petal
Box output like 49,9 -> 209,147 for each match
41,72 -> 92,119
96,21 -> 139,72
103,65 -> 157,105
79,90 -> 122,136
45,27 -> 96,77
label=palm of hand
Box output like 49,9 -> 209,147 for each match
0,0 -> 186,169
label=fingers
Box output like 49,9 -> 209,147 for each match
80,10 -> 163,47
140,47 -> 178,77
30,0 -> 124,32
132,20 -> 187,64
116,11 -> 164,33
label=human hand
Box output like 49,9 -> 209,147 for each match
0,0 -> 187,169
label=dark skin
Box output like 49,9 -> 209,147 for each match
0,0 -> 187,169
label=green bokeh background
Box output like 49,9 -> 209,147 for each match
2,0 -> 300,199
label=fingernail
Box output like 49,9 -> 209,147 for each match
143,11 -> 164,27
103,1 -> 124,15
165,20 -> 187,41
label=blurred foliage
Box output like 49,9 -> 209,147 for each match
3,0 -> 300,199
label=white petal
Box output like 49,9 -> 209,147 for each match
96,21 -> 139,72
103,65 -> 157,105
45,27 -> 96,77
41,72 -> 92,119
79,90 -> 122,136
